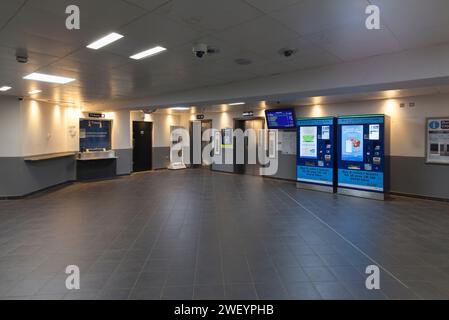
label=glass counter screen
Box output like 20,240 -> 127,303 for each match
341,125 -> 364,162
265,109 -> 296,129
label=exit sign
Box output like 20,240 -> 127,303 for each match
196,114 -> 205,120
243,111 -> 254,117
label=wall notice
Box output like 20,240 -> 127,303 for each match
427,117 -> 449,164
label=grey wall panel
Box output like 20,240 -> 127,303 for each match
153,147 -> 170,169
115,149 -> 132,175
0,156 -> 76,197
390,156 -> 449,200
268,153 -> 296,181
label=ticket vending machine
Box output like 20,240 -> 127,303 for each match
297,117 -> 337,193
337,115 -> 390,200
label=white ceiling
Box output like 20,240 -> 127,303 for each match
1,0 -> 449,107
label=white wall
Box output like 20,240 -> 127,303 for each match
0,96 -> 22,157
22,100 -> 80,156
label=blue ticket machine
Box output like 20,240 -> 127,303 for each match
337,115 -> 390,200
297,117 -> 337,193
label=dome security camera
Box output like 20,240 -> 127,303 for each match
193,43 -> 208,58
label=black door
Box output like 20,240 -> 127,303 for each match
133,121 -> 152,172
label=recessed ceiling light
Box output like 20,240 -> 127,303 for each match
171,107 -> 190,111
229,102 -> 245,106
24,73 -> 76,84
130,46 -> 167,60
29,90 -> 42,95
87,32 -> 124,50
0,86 -> 12,92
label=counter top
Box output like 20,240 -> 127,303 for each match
24,152 -> 77,162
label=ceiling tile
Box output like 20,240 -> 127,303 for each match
215,15 -> 300,51
243,0 -> 303,14
269,0 -> 370,36
153,0 -> 263,33
122,0 -> 170,12
0,0 -> 26,28
371,0 -> 449,50
306,21 -> 401,61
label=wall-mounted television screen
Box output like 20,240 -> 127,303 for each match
265,109 -> 296,129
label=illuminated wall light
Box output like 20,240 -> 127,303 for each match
384,99 -> 397,116
29,89 -> 42,95
311,105 -> 323,117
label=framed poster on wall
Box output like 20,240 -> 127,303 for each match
426,117 -> 449,164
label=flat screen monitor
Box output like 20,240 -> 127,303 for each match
265,109 -> 296,129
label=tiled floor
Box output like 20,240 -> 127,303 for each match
1,169 -> 449,300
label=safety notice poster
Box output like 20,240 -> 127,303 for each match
427,117 -> 449,164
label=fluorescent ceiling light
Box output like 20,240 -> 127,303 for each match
130,46 -> 166,60
29,90 -> 42,95
171,107 -> 190,111
0,86 -> 12,92
228,102 -> 245,106
24,73 -> 76,84
87,32 -> 124,50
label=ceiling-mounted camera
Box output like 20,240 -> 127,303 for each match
192,43 -> 220,58
16,48 -> 28,63
279,48 -> 297,58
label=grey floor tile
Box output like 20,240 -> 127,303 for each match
255,282 -> 288,300
285,282 -> 322,300
314,282 -> 354,300
162,286 -> 194,300
225,284 -> 258,300
303,267 -> 337,282
194,285 -> 225,300
129,286 -> 162,300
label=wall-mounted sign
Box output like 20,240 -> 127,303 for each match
196,114 -> 205,120
426,117 -> 449,164
242,111 -> 254,117
88,113 -> 105,118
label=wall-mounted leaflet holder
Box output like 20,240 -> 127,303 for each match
268,130 -> 277,159
214,130 -> 222,156
426,117 -> 449,165
296,117 -> 337,193
337,114 -> 390,201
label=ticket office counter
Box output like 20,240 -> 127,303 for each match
77,118 -> 117,181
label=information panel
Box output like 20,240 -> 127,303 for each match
297,117 -> 336,188
426,117 -> 449,164
80,119 -> 111,151
337,115 -> 388,194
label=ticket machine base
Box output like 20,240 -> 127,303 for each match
337,188 -> 386,201
297,182 -> 335,194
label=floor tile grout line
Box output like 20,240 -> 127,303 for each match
272,181 -> 410,290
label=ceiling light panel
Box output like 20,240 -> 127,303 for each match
0,86 -> 12,92
130,46 -> 167,60
87,32 -> 124,50
24,73 -> 76,84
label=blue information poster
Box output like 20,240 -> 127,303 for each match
79,119 -> 111,151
